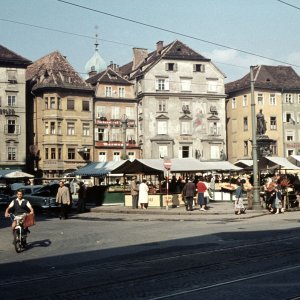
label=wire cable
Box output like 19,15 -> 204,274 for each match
276,0 -> 300,11
57,0 -> 300,68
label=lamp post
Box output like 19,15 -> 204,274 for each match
121,114 -> 128,160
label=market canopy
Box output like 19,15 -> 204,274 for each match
72,160 -> 130,177
258,156 -> 300,170
113,158 -> 241,174
0,170 -> 34,179
234,160 -> 253,169
288,155 -> 300,168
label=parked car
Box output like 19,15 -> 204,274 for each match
0,193 -> 10,206
23,182 -> 60,209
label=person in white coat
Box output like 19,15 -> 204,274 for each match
139,179 -> 149,209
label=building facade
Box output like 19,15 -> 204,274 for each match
26,51 -> 94,178
0,45 -> 31,170
120,40 -> 227,160
225,65 -> 300,162
87,64 -> 139,161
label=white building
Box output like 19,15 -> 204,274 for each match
120,40 -> 227,160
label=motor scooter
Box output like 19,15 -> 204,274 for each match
10,213 -> 28,253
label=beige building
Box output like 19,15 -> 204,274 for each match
225,65 -> 300,162
120,40 -> 227,160
0,45 -> 31,170
86,64 -> 140,161
26,51 -> 94,178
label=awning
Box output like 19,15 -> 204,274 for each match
197,161 -> 241,171
234,160 -> 253,168
73,160 -> 130,177
258,156 -> 300,170
0,170 -> 34,179
288,155 -> 300,168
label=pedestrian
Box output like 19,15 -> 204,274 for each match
139,179 -> 149,209
196,176 -> 207,211
77,181 -> 87,213
234,181 -> 246,215
56,180 -> 71,219
272,186 -> 284,214
130,176 -> 139,209
182,177 -> 196,211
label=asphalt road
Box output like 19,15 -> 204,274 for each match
0,209 -> 299,300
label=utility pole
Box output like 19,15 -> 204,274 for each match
250,66 -> 261,208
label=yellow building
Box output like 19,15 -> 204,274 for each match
225,65 -> 300,162
26,51 -> 94,178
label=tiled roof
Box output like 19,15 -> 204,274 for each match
26,51 -> 92,91
119,40 -> 210,79
225,65 -> 300,94
86,67 -> 133,86
0,44 -> 32,67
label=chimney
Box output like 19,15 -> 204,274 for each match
88,66 -> 97,78
156,41 -> 164,54
132,48 -> 148,70
108,61 -> 119,72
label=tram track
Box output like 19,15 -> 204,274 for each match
1,234 -> 300,299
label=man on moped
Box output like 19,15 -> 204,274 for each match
5,190 -> 34,231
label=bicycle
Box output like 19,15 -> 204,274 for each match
10,213 -> 28,253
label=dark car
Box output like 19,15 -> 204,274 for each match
0,193 -> 10,206
24,182 -> 60,209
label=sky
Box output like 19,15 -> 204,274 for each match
1,0 -> 300,83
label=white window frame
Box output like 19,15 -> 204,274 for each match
181,121 -> 191,135
285,94 -> 293,103
157,121 -> 167,135
111,107 -> 120,119
270,94 -> 276,105
105,86 -> 112,97
99,152 -> 107,162
155,78 -> 169,91
180,78 -> 192,91
113,152 -> 121,161
96,106 -> 106,118
257,93 -> 264,105
158,99 -> 167,112
82,123 -> 90,136
242,95 -> 247,107
232,98 -> 236,109
118,87 -> 125,98
7,146 -> 16,161
7,95 -> 16,106
67,122 -> 75,135
159,146 -> 168,158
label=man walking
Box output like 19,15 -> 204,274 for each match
56,181 -> 71,219
130,176 -> 139,209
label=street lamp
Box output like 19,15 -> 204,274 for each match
121,114 -> 128,160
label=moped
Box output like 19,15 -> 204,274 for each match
10,213 -> 28,253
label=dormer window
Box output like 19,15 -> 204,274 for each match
193,64 -> 205,72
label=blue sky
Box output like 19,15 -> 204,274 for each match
1,0 -> 300,82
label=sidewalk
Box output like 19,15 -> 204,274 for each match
89,201 -> 269,218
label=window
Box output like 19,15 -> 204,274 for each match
270,144 -> 277,155
232,98 -> 236,109
50,97 -> 55,109
97,128 -> 104,141
118,87 -> 125,98
193,64 -> 205,72
128,151 -> 135,160
67,99 -> 75,110
83,149 -> 90,161
67,122 -> 75,135
45,97 -> 48,109
165,63 -> 177,71
82,123 -> 90,136
8,147 -> 16,160
159,146 -> 168,158
57,97 -> 61,109
298,94 -> 300,104
7,95 -> 16,106
270,94 -> 276,105
181,146 -> 189,158
45,148 -> 49,160
68,148 -> 75,160
285,94 -> 293,103
113,151 -> 121,161
111,128 -> 120,141
99,152 -> 106,162
6,119 -> 19,134
45,122 -> 49,135
270,117 -> 277,130
82,100 -> 90,111
105,86 -> 112,97
57,122 -> 62,135
50,122 -> 55,134
96,106 -> 106,118
207,80 -> 218,93
158,99 -> 166,112
257,93 -> 263,105
181,121 -> 190,135
209,122 -> 219,135
58,148 -> 62,160
243,117 -> 248,131
182,101 -> 190,113
7,70 -> 17,84
155,78 -> 169,91
286,131 -> 294,141
51,148 -> 56,159
243,95 -> 247,107
157,121 -> 167,134
210,145 -> 219,159
287,149 -> 294,156
285,113 -> 295,123
125,107 -> 134,119
244,141 -> 248,156
111,106 -> 120,119
180,78 -> 191,91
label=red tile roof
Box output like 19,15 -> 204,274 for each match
0,44 -> 31,67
